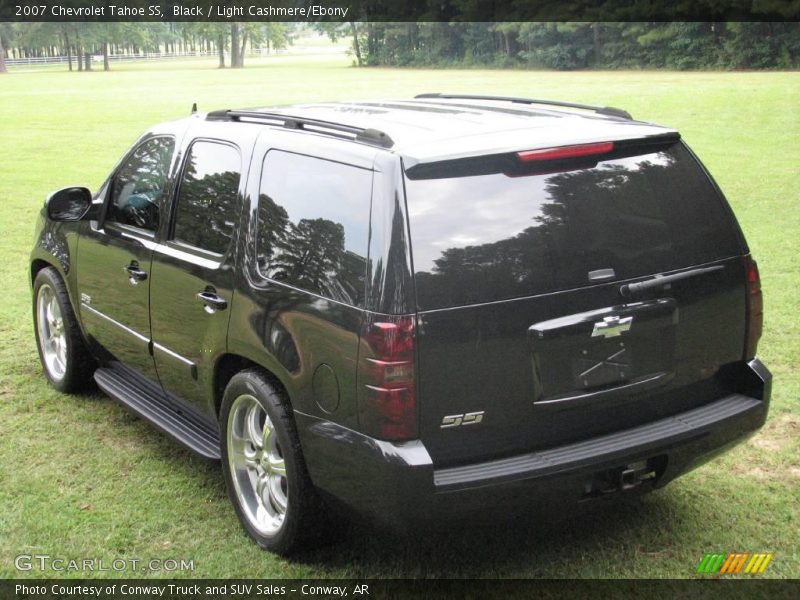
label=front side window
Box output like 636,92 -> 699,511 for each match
107,137 -> 175,232
256,151 -> 371,307
172,141 -> 241,254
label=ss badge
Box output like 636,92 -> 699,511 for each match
440,411 -> 485,429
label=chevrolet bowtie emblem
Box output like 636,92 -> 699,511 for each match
591,315 -> 633,338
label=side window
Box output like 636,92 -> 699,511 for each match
256,151 -> 371,307
107,137 -> 175,232
172,141 -> 241,254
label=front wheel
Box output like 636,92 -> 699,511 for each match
220,370 -> 326,554
32,266 -> 95,393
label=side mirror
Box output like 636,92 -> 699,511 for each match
46,187 -> 95,221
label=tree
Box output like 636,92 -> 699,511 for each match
230,23 -> 240,68
59,23 -> 75,71
176,170 -> 240,252
518,23 -> 593,69
314,22 -> 364,66
227,23 -> 291,68
197,24 -> 229,68
256,194 -> 291,273
0,23 -> 9,74
491,23 -> 520,59
92,23 -> 123,71
349,23 -> 363,66
4,20 -> 799,73
263,23 -> 291,54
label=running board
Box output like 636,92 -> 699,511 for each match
94,367 -> 221,460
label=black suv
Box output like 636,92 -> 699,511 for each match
31,94 -> 771,554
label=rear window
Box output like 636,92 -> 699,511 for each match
405,142 -> 742,310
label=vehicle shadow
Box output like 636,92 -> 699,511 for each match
86,395 -> 690,578
290,491 -> 684,578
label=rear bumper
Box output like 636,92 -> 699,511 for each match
295,358 -> 771,528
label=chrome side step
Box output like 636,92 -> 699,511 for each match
94,367 -> 221,460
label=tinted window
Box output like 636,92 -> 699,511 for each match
256,151 -> 371,306
173,142 -> 241,254
405,142 -> 742,310
108,137 -> 175,232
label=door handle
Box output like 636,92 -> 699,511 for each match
196,291 -> 228,313
123,263 -> 148,285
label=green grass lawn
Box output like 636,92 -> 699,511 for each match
0,54 -> 798,579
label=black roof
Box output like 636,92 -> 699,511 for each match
203,96 -> 675,164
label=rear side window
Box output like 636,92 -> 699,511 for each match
405,142 -> 742,310
173,141 -> 241,254
256,150 -> 371,307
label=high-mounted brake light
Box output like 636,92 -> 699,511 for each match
517,141 -> 614,162
743,256 -> 763,360
358,315 -> 417,441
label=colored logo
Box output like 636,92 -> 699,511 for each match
591,315 -> 633,338
696,552 -> 773,575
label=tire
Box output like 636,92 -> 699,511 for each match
32,266 -> 96,393
220,369 -> 326,555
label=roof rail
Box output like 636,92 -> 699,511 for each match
414,93 -> 632,120
206,109 -> 395,148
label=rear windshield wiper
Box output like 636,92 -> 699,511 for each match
620,265 -> 725,297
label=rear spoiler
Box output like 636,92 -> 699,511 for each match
404,133 -> 681,180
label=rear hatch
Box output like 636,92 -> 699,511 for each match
404,136 -> 749,466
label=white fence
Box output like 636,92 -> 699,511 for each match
6,50 -> 217,67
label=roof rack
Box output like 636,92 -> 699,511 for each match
206,109 -> 395,149
414,93 -> 632,120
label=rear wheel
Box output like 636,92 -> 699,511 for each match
33,267 -> 95,392
220,369 -> 325,554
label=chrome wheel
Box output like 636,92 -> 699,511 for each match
227,394 -> 288,536
36,283 -> 67,381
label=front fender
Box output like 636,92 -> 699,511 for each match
30,207 -> 84,319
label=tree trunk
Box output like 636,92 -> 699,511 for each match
592,23 -> 602,65
367,23 -> 375,64
84,51 -> 91,70
350,22 -> 362,66
238,30 -> 247,67
103,41 -> 109,71
64,31 -> 72,71
217,34 -> 225,68
0,32 -> 6,74
230,24 -> 240,68
77,43 -> 83,71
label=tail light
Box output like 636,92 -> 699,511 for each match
517,141 -> 614,162
743,255 -> 763,360
358,314 -> 417,441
